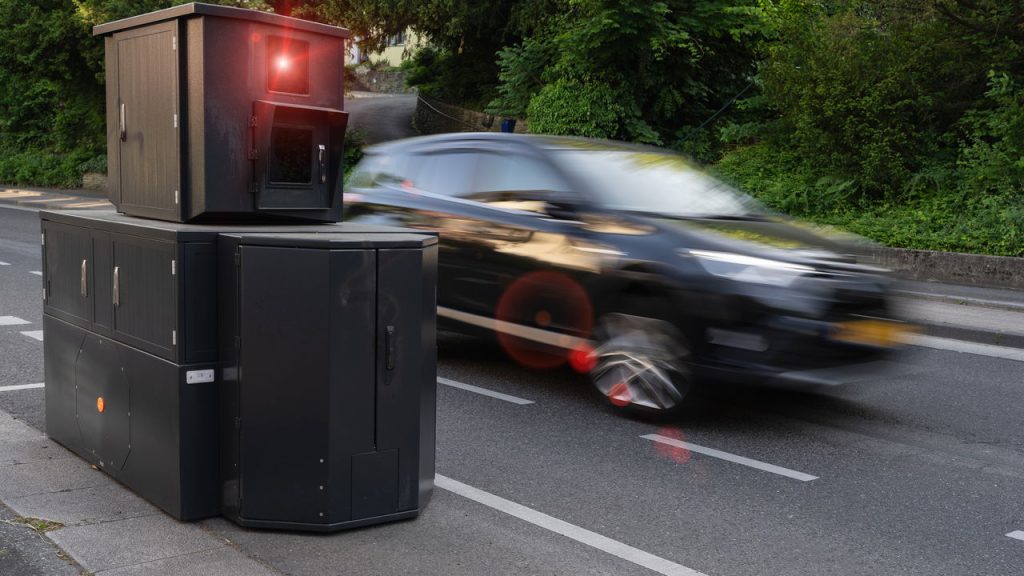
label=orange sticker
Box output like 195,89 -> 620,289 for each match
96,397 -> 105,413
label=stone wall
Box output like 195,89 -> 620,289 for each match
413,94 -> 528,135
348,67 -> 415,94
870,246 -> 1024,290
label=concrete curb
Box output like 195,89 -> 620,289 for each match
916,322 -> 1024,348
870,246 -> 1024,291
892,290 -> 1024,313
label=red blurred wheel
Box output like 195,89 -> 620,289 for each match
495,271 -> 593,370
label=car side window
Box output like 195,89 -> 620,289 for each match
405,151 -> 481,197
466,152 -> 573,214
474,153 -> 570,195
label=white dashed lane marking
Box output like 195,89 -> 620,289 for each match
0,383 -> 45,393
438,377 -> 534,405
0,261 -> 9,266
0,316 -> 31,326
642,434 -> 819,482
29,271 -> 42,276
1008,530 -> 1024,542
20,330 -> 43,341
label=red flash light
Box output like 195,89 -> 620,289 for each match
275,55 -> 291,71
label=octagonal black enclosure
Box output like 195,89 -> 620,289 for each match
95,3 -> 349,223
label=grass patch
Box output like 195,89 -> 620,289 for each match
13,517 -> 64,534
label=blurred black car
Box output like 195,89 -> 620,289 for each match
345,133 -> 911,414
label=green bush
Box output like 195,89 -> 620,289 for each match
714,143 -> 1024,257
343,128 -> 367,182
0,145 -> 100,188
526,79 -> 624,139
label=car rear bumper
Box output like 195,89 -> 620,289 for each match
695,313 -> 914,388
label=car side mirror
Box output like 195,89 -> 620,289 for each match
543,198 -> 578,221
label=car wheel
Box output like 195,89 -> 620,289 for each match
589,312 -> 691,414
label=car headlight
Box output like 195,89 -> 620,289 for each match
686,249 -> 813,287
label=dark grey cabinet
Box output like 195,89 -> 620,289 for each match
219,233 -> 438,531
42,209 -> 438,530
111,235 -> 177,357
44,314 -> 220,520
95,3 -> 349,223
42,221 -> 95,328
42,214 -> 211,363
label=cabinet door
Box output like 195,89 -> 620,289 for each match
237,245 -> 331,524
115,21 -> 181,221
376,247 -> 437,513
111,235 -> 177,359
43,222 -> 94,328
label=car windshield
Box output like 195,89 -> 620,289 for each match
553,149 -> 765,219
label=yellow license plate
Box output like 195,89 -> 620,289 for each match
831,319 -> 915,347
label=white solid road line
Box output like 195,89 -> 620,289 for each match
909,334 -> 1024,363
438,377 -> 534,405
440,305 -> 1024,364
642,434 -> 819,482
438,306 -> 588,350
435,474 -> 707,576
21,330 -> 43,341
0,316 -> 31,326
0,261 -> 9,266
0,383 -> 45,392
29,271 -> 42,276
1008,530 -> 1024,542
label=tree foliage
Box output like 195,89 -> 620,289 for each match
715,0 -> 1024,255
3,0 -> 1023,255
489,0 -> 766,149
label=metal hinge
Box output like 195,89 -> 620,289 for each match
248,115 -> 257,128
172,36 -> 177,51
249,182 -> 258,195
171,260 -> 176,276
171,330 -> 177,346
234,252 -> 240,266
41,232 -> 45,246
42,287 -> 47,302
174,190 -> 179,205
173,114 -> 178,128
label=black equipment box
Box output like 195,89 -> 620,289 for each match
41,210 -> 438,528
218,233 -> 437,531
94,3 -> 348,223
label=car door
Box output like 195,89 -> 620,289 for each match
345,146 -> 489,314
347,141 -> 598,346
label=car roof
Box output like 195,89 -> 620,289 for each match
363,132 -> 661,156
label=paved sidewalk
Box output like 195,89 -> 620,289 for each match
0,185 -> 111,211
0,408 -> 280,576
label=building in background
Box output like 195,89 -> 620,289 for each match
349,28 -> 423,67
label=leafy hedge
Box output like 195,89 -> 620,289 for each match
715,143 -> 1024,257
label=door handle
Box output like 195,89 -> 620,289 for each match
80,259 -> 87,297
112,266 -> 120,307
318,144 -> 327,184
385,325 -> 395,372
119,103 -> 126,142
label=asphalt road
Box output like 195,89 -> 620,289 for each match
345,92 -> 419,144
1,203 -> 1023,576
